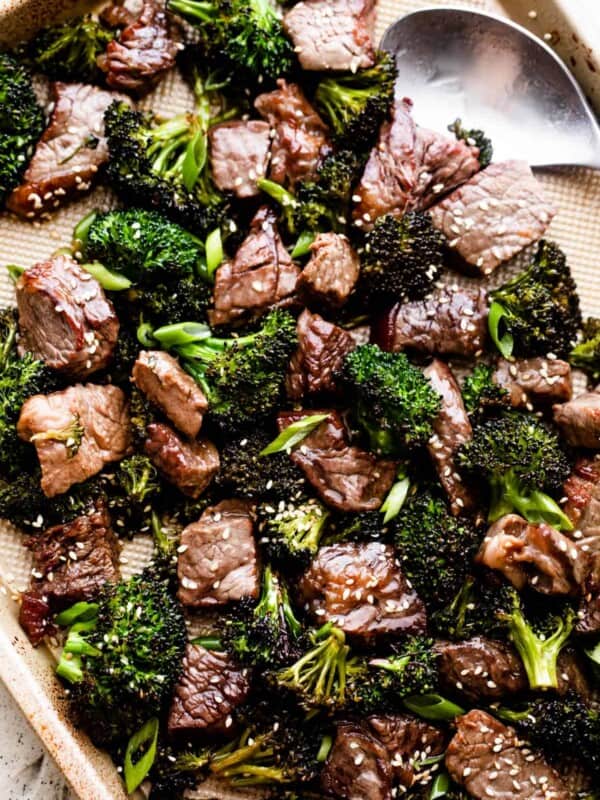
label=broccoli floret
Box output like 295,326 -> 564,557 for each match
457,410 -> 572,529
217,428 -> 306,499
128,385 -> 156,450
150,309 -> 298,432
448,118 -> 493,169
461,363 -> 509,418
570,317 -> 600,382
149,744 -> 209,800
23,15 -> 114,83
167,0 -> 294,82
358,212 -> 445,306
327,509 -> 390,543
430,575 -> 515,641
134,275 -> 213,326
394,490 -> 481,611
107,455 -> 161,537
339,344 -> 441,455
315,52 -> 396,150
257,498 -> 329,569
489,240 -> 582,359
104,68 -> 237,238
57,572 -> 187,745
0,52 -> 45,206
223,566 -> 304,667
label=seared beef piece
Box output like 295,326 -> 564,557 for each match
16,255 -> 119,378
209,120 -> 271,198
285,309 -> 355,400
277,410 -> 396,512
430,161 -> 555,275
494,357 -> 572,409
209,207 -> 301,327
353,98 -> 480,228
298,233 -> 360,309
255,80 -> 330,186
176,500 -> 258,607
424,360 -> 475,515
375,286 -> 488,358
368,715 -> 446,788
168,644 -> 250,736
18,384 -> 131,497
445,710 -> 570,800
132,351 -> 207,439
284,0 -> 376,72
299,543 -> 426,642
7,83 -> 128,218
321,721 -> 393,800
553,390 -> 600,449
477,514 -> 587,596
435,637 -> 527,703
144,423 -> 218,498
97,0 -> 179,95
19,594 -> 54,647
557,649 -> 592,698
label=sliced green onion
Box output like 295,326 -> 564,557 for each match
62,630 -> 101,657
55,601 -> 98,627
381,473 -> 410,523
585,640 -> 600,667
513,490 -> 574,532
205,228 -> 223,280
124,717 -> 159,794
56,652 -> 84,683
402,693 -> 465,722
316,734 -> 333,763
190,636 -> 223,650
488,300 -> 514,359
72,210 -> 97,249
430,772 -> 451,799
81,262 -> 132,291
291,231 -> 315,259
182,128 -> 207,192
6,264 -> 25,283
260,413 -> 330,456
153,321 -> 212,348
137,320 -> 156,347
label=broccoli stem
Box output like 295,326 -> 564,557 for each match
488,300 -> 514,358
30,414 -> 84,458
256,566 -> 302,639
490,470 -> 573,532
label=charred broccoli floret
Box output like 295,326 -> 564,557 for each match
339,344 -> 441,455
457,410 -> 572,529
461,363 -> 509,419
327,509 -> 391,543
358,212 -> 446,306
315,52 -> 396,150
448,118 -> 493,169
0,52 -> 45,206
430,575 -> 514,641
149,309 -> 297,432
23,15 -> 114,83
570,317 -> 600,382
489,240 -> 582,359
107,455 -> 161,537
257,498 -> 329,569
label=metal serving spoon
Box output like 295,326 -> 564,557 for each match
381,7 -> 600,168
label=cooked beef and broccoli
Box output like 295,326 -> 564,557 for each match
1,1 -> 600,798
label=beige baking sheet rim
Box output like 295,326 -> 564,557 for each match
0,1 -> 600,799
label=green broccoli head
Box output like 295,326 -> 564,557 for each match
315,51 -> 396,151
394,490 -> 481,611
23,15 -> 114,83
135,275 -> 213,327
570,317 -> 600,382
430,575 -> 514,641
367,636 -> 440,700
448,118 -> 493,169
489,240 -> 582,359
457,410 -> 572,529
358,212 -> 446,306
0,52 -> 45,206
257,497 -> 329,569
339,344 -> 441,455
106,455 -> 162,537
461,363 -> 509,418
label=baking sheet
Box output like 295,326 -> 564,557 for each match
0,1 -> 599,798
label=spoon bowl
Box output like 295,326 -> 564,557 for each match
381,7 -> 600,168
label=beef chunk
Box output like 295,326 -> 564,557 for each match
7,83 -> 128,218
176,500 -> 258,607
321,721 -> 393,800
376,286 -> 488,358
445,710 -> 569,800
553,390 -> 600,448
285,309 -> 355,400
368,715 -> 446,788
144,423 -> 218,498
353,98 -> 480,228
18,594 -> 53,647
209,120 -> 271,198
299,543 -> 426,642
168,644 -> 250,736
477,514 -> 587,596
298,233 -> 360,308
284,0 -> 376,72
132,351 -> 207,439
255,80 -> 330,186
209,207 -> 300,327
277,410 -> 396,512
430,160 -> 555,275
494,357 -> 572,409
18,384 -> 131,497
435,637 -> 527,703
424,360 -> 475,515
17,255 -> 119,377
97,0 -> 180,95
